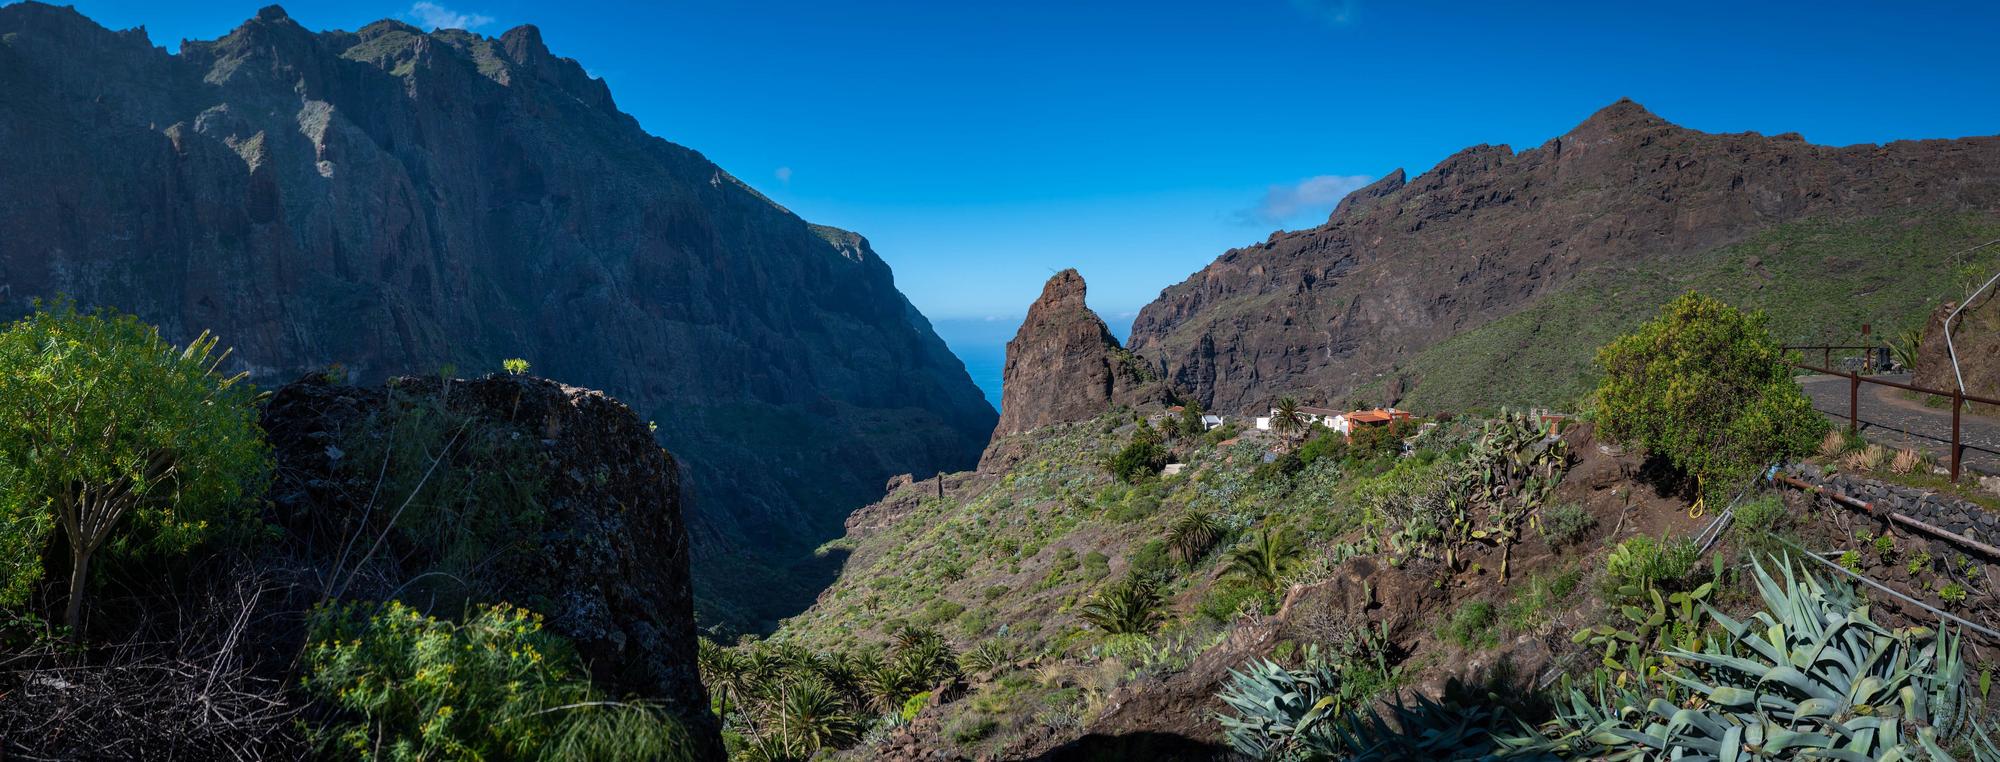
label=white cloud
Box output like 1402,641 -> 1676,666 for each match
1235,174 -> 1374,227
1290,0 -> 1358,25
774,166 -> 793,184
408,2 -> 494,31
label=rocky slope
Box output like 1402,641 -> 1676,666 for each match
0,3 -> 994,631
1915,281 -> 2000,414
1128,99 -> 2000,413
992,269 -> 1167,441
262,373 -> 720,755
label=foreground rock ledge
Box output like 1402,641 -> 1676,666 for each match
262,372 -> 721,757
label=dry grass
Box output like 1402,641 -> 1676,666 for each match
1890,448 -> 1921,475
1818,430 -> 1847,459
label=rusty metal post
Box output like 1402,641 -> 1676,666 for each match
1824,347 -> 1831,369
1849,371 -> 1860,434
1951,389 -> 1963,483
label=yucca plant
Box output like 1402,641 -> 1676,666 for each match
1166,510 -> 1225,565
1079,575 -> 1164,635
1549,557 -> 1981,760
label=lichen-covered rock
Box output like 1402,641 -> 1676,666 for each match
262,373 -> 719,756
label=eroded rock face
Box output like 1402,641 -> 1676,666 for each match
262,373 -> 719,755
1915,287 -> 2000,413
1128,98 -> 2000,413
0,3 -> 994,630
993,270 -> 1166,439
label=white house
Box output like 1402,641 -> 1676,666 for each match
1257,406 -> 1342,430
1201,414 -> 1224,431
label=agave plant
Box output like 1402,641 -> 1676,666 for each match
959,638 -> 1020,679
1166,510 -> 1225,565
1549,557 -> 1981,760
1079,575 -> 1164,635
1215,657 -> 1347,760
1332,692 -> 1553,762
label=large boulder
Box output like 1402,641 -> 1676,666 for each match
261,373 -> 719,755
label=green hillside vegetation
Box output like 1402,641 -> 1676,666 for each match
1399,212 -> 2000,412
737,294 -> 2000,761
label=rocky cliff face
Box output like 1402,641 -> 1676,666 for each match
993,270 -> 1166,440
0,3 -> 995,630
1128,99 -> 2000,413
262,373 -> 719,755
1915,285 -> 2000,414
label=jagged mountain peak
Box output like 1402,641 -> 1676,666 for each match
993,270 -> 1167,442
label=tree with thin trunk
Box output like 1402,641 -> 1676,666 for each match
1273,396 -> 1307,448
0,301 -> 268,635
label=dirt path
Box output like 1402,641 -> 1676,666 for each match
1798,373 -> 2000,476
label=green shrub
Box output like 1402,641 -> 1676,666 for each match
899,692 -> 930,722
1081,551 -> 1111,581
1294,430 -> 1349,467
1594,292 -> 1827,507
1536,503 -> 1595,547
1105,423 -> 1169,483
1440,600 -> 1498,650
914,598 -> 966,628
1731,494 -> 1786,534
502,357 -> 531,375
302,600 -> 691,761
0,301 -> 270,629
1604,535 -> 1701,596
946,713 -> 999,745
1197,579 -> 1267,624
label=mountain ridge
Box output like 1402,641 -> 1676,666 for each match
0,1 -> 995,632
1127,98 -> 2000,414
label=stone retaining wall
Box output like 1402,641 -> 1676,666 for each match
1781,463 -> 2000,546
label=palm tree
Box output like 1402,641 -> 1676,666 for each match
1273,396 -> 1307,447
698,638 -> 753,729
1227,527 -> 1302,594
1079,576 -> 1164,634
1166,510 -> 1224,565
770,677 -> 860,756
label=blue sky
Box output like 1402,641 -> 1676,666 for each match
42,0 -> 2000,330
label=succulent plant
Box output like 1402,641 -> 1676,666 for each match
1548,557 -> 1983,761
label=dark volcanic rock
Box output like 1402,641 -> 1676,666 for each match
262,373 -> 720,756
993,269 -> 1167,439
0,3 -> 994,629
1127,98 -> 2000,413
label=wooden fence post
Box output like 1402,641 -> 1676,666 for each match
1849,371 -> 1860,435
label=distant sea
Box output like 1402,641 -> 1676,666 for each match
930,314 -> 1135,411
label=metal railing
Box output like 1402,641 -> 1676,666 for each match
1786,345 -> 2000,482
